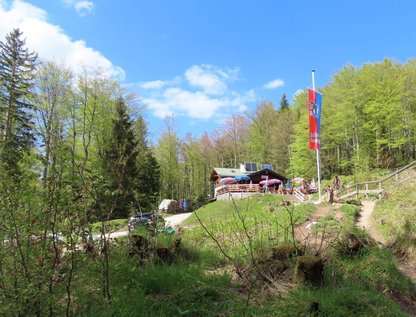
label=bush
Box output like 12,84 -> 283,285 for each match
91,218 -> 128,233
271,243 -> 300,260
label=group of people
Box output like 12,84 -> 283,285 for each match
259,184 -> 284,194
327,175 -> 341,204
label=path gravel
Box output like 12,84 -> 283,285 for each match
164,212 -> 193,227
357,200 -> 385,244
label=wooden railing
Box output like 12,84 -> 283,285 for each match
214,184 -> 260,197
335,160 -> 416,200
292,187 -> 306,202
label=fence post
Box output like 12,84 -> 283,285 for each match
365,183 -> 369,199
378,182 -> 383,200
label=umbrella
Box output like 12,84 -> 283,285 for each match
259,179 -> 281,186
219,177 -> 236,185
233,175 -> 250,182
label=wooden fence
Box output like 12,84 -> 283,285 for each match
335,161 -> 416,200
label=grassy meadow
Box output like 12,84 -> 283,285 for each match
80,194 -> 415,316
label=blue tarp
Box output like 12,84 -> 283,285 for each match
233,175 -> 250,181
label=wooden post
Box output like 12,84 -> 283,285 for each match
378,182 -> 382,199
365,183 -> 368,199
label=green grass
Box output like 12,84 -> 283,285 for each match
274,280 -> 408,317
312,214 -> 342,234
74,241 -> 246,317
91,218 -> 128,233
72,238 -> 411,317
339,204 -> 361,232
336,247 -> 414,294
310,204 -> 360,235
373,179 -> 416,253
182,195 -> 315,262
268,245 -> 413,317
9,195 -> 413,316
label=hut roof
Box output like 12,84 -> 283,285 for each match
210,168 -> 249,181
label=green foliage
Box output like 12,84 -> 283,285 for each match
0,28 -> 37,179
91,219 -> 128,233
279,93 -> 289,111
373,179 -> 416,253
275,280 -> 408,317
100,98 -> 140,219
34,61 -> 73,188
336,247 -> 414,295
339,204 -> 360,217
1,28 -> 416,316
156,116 -> 181,200
81,248 -> 235,317
183,195 -> 315,261
247,101 -> 279,165
135,115 -> 160,213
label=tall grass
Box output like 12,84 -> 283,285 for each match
373,179 -> 416,254
22,195 -> 413,316
70,239 -> 240,317
182,195 -> 315,262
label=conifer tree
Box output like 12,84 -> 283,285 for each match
279,93 -> 289,111
135,115 -> 160,213
102,98 -> 139,219
0,28 -> 37,178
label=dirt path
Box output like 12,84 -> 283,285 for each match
294,204 -> 340,254
295,201 -> 416,315
358,201 -> 416,285
296,201 -> 416,285
356,201 -> 385,244
164,212 -> 193,227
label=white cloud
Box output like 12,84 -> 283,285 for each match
141,80 -> 167,90
63,0 -> 94,16
74,1 -> 94,16
0,1 -> 124,80
185,64 -> 239,95
264,78 -> 285,90
142,65 -> 254,120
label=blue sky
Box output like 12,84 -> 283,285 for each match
1,0 -> 416,141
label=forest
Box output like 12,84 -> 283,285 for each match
1,28 -> 416,315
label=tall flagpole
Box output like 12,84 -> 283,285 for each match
312,70 -> 322,201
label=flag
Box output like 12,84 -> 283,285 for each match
308,89 -> 322,150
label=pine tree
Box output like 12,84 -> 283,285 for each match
102,98 -> 139,219
279,93 -> 289,111
0,28 -> 38,178
135,115 -> 160,213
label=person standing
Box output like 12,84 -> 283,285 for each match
333,176 -> 341,189
327,185 -> 334,204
